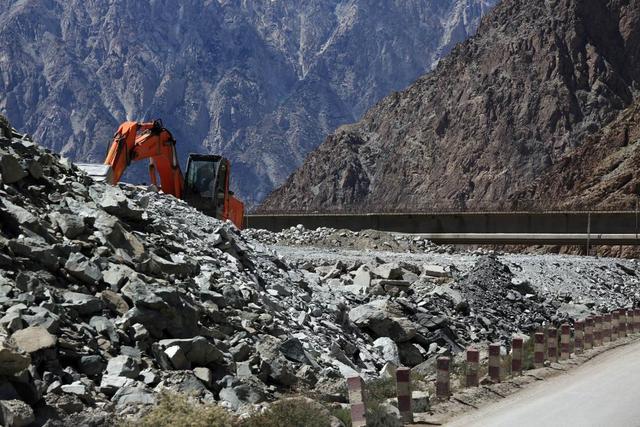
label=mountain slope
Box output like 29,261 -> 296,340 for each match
260,0 -> 640,212
0,0 -> 496,206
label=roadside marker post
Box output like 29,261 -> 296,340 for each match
635,309 -> 640,333
628,309 -> 636,334
346,375 -> 367,427
603,314 -> 612,343
534,332 -> 545,368
488,343 -> 501,382
511,337 -> 524,375
585,317 -> 594,350
575,320 -> 584,354
594,316 -> 602,347
466,348 -> 479,387
560,324 -> 571,360
436,357 -> 451,399
612,311 -> 619,340
619,309 -> 628,338
547,328 -> 558,362
396,367 -> 413,423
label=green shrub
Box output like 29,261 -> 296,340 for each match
124,392 -> 237,427
328,405 -> 351,426
364,377 -> 396,403
243,398 -> 331,427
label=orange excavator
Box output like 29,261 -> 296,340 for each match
77,120 -> 244,228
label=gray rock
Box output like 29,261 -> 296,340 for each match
79,355 -> 106,376
65,253 -> 103,285
219,385 -> 266,411
398,342 -> 425,367
90,316 -> 119,343
278,338 -> 308,364
422,264 -> 451,278
106,355 -> 140,379
100,375 -> 136,396
372,263 -> 404,280
61,382 -> 87,396
0,337 -> 31,375
52,213 -> 85,239
164,345 -> 191,370
0,154 -> 27,184
349,300 -> 416,342
373,337 -> 400,365
113,386 -> 156,407
11,326 -> 57,353
157,337 -> 224,367
0,399 -> 34,427
193,367 -> 213,388
62,291 -> 103,315
100,290 -> 130,315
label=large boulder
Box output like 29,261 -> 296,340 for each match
11,326 -> 57,354
0,336 -> 31,375
349,300 -> 416,342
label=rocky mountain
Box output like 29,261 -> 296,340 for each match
0,0 -> 497,207
261,0 -> 640,213
513,98 -> 640,211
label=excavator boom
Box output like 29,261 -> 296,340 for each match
104,120 -> 184,198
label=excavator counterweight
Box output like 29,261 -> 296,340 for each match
76,120 -> 244,228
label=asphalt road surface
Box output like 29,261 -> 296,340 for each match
446,340 -> 640,427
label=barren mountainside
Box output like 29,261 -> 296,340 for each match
0,0 -> 496,206
261,0 -> 640,212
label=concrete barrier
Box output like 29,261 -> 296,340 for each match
436,357 -> 451,399
396,367 -> 413,423
511,337 -> 524,375
574,320 -> 584,354
560,324 -> 571,360
346,375 -> 367,427
612,311 -> 620,340
547,328 -> 558,362
466,348 -> 480,387
603,314 -> 612,343
489,343 -> 501,382
585,317 -> 594,350
534,332 -> 545,368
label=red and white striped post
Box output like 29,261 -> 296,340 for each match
635,309 -> 640,333
547,327 -> 558,362
628,309 -> 636,334
396,367 -> 412,423
619,309 -> 628,338
534,332 -> 545,368
560,324 -> 571,360
511,337 -> 524,375
574,320 -> 584,354
488,343 -> 501,382
594,315 -> 602,347
585,317 -> 594,350
346,375 -> 367,427
603,314 -> 612,343
466,348 -> 479,387
612,311 -> 619,341
436,357 -> 450,399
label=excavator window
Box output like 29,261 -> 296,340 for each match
184,155 -> 227,219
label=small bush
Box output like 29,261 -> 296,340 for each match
365,377 -> 396,403
328,405 -> 351,426
243,398 -> 331,427
125,392 -> 237,427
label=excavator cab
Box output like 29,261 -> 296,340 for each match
183,154 -> 244,229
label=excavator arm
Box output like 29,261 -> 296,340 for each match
104,120 -> 184,198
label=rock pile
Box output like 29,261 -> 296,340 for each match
0,129 -> 388,424
245,225 -> 443,253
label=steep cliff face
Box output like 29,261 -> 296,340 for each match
512,99 -> 640,211
261,0 -> 640,212
0,0 -> 496,205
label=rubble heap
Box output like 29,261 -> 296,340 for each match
0,129 -> 382,425
245,225 -> 443,253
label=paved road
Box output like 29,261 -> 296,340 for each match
446,340 -> 640,427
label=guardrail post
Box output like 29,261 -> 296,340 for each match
396,367 -> 413,423
489,343 -> 501,382
511,337 -> 523,375
346,375 -> 367,427
612,311 -> 619,341
574,320 -> 584,354
603,314 -> 612,343
466,348 -> 479,387
560,324 -> 571,360
436,357 -> 450,399
534,332 -> 545,368
635,309 -> 640,333
547,327 -> 558,362
585,317 -> 594,350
